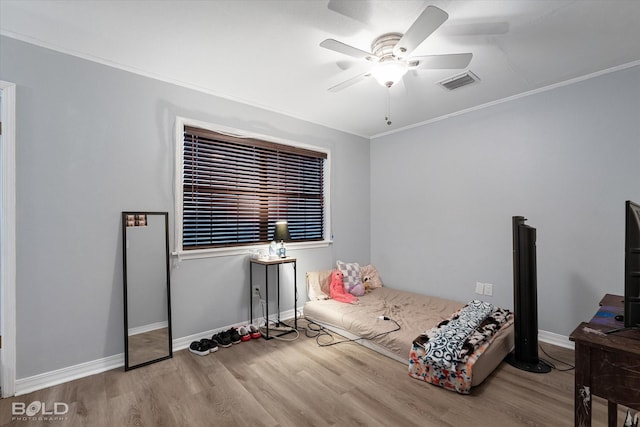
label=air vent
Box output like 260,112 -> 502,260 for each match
438,71 -> 480,91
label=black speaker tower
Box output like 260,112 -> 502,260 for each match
506,216 -> 550,373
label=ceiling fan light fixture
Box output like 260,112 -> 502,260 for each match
370,61 -> 408,88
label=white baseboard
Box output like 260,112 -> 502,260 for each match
15,353 -> 124,396
14,308 -> 301,396
539,329 -> 574,350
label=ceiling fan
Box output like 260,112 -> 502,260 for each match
320,5 -> 473,92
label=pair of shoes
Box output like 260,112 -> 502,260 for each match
228,328 -> 241,344
212,331 -> 232,348
189,341 -> 208,356
247,324 -> 261,339
201,338 -> 218,353
211,327 -> 246,347
189,338 -> 218,356
238,326 -> 251,342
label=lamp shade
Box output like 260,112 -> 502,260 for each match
274,221 -> 291,242
370,60 -> 408,88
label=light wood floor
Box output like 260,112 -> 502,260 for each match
0,321 -> 628,426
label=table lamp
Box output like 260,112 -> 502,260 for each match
274,221 -> 291,258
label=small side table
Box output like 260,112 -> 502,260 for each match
249,257 -> 297,340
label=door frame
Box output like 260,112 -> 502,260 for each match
0,81 -> 17,397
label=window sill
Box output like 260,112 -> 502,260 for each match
172,240 -> 333,261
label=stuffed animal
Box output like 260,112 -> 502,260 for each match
349,280 -> 365,297
329,270 -> 358,304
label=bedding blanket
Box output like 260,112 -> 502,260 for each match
409,302 -> 513,394
420,300 -> 494,369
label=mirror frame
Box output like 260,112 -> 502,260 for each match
122,211 -> 172,371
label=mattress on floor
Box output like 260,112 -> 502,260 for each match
303,286 -> 513,388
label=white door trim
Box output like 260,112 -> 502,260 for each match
0,80 -> 17,397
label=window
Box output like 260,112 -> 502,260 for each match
175,119 -> 330,257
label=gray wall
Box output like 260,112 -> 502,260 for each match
0,36 -> 370,379
371,64 -> 640,337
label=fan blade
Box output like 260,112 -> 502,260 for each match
320,39 -> 378,61
393,5 -> 449,59
328,72 -> 371,92
336,60 -> 356,71
409,53 -> 472,70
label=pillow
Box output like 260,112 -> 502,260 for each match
361,264 -> 383,288
336,261 -> 364,295
306,270 -> 332,300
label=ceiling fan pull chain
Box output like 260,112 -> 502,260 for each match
385,89 -> 392,126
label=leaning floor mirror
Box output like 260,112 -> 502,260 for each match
122,211 -> 172,370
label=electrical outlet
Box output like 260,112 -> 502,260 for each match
253,286 -> 260,297
475,282 -> 484,295
484,283 -> 493,296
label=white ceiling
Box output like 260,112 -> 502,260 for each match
2,0 -> 640,138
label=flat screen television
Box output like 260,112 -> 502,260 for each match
625,200 -> 640,328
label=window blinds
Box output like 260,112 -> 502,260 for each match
182,126 -> 326,249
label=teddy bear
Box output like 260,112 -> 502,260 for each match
329,270 -> 358,304
362,275 -> 373,293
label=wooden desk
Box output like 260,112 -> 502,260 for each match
569,294 -> 640,427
